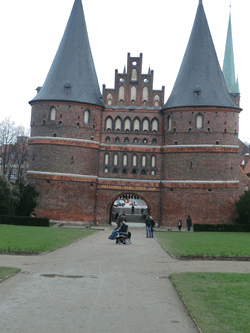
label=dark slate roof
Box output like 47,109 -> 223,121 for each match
163,0 -> 240,110
30,0 -> 103,106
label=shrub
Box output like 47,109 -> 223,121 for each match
193,224 -> 250,232
236,190 -> 250,225
0,216 -> 49,227
0,174 -> 19,215
15,181 -> 39,216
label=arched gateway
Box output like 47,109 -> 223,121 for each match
28,0 -> 250,227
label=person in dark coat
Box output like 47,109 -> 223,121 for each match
145,214 -> 154,238
186,215 -> 192,231
178,219 -> 182,231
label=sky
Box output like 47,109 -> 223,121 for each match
1,0 -> 249,143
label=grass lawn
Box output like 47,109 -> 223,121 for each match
0,267 -> 21,280
0,225 -> 99,254
170,272 -> 250,333
154,231 -> 250,259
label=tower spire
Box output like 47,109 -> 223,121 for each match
30,0 -> 102,106
164,0 -> 240,110
223,7 -> 240,95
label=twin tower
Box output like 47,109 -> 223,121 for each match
28,0 -> 246,225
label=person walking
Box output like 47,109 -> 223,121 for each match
131,204 -> 135,215
145,214 -> 154,238
186,215 -> 192,231
178,219 -> 182,231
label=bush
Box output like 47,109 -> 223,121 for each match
193,224 -> 250,232
0,216 -> 49,227
15,182 -> 39,216
236,190 -> 250,225
0,175 -> 19,215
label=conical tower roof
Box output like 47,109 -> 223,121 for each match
164,0 -> 240,110
223,12 -> 240,94
30,0 -> 103,106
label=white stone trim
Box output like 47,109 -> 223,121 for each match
163,144 -> 239,149
162,180 -> 239,184
27,171 -> 97,179
29,137 -> 100,144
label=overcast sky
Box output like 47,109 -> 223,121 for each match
1,0 -> 249,142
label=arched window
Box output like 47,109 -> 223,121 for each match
115,137 -> 120,144
113,154 -> 118,166
123,154 -> 128,166
142,86 -> 148,102
151,118 -> 159,132
115,117 -> 122,131
131,86 -> 136,101
167,115 -> 172,131
154,95 -> 160,106
107,93 -> 112,105
142,155 -> 147,167
105,117 -> 113,131
196,114 -> 203,129
124,118 -> 131,132
105,136 -> 111,143
104,153 -> 109,165
50,106 -> 56,121
151,156 -> 156,168
83,109 -> 90,124
131,69 -> 137,81
133,118 -> 140,132
119,86 -> 124,101
132,155 -> 137,167
142,118 -> 149,132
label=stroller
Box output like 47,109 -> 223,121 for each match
115,230 -> 131,245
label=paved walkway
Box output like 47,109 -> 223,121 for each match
0,228 -> 250,333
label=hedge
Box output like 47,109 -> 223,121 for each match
193,224 -> 250,232
0,216 -> 50,227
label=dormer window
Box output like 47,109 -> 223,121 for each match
194,88 -> 201,99
64,84 -> 71,94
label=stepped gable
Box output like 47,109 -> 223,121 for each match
164,0 -> 240,110
30,0 -> 102,106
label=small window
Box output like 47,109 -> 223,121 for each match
123,154 -> 128,166
143,138 -> 148,144
124,137 -> 129,144
50,106 -> 56,121
196,114 -> 203,129
132,155 -> 137,167
115,137 -> 120,144
105,117 -> 113,131
141,169 -> 146,175
104,153 -> 109,165
64,84 -> 71,94
134,138 -> 139,144
105,136 -> 111,143
123,168 -> 127,174
113,154 -> 118,166
167,115 -> 172,131
152,138 -> 157,145
113,168 -> 118,173
115,118 -> 122,131
151,156 -> 156,168
132,169 -> 137,175
142,155 -> 147,167
84,109 -> 90,124
104,168 -> 108,174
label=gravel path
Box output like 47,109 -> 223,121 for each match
0,227 -> 249,333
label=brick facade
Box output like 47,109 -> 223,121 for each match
27,52 -> 250,226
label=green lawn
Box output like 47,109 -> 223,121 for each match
170,272 -> 250,333
0,225 -> 99,254
154,231 -> 250,258
0,267 -> 21,280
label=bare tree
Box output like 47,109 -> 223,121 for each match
0,118 -> 30,181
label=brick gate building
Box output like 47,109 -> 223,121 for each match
27,0 -> 250,225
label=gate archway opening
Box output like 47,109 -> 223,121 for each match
110,194 -> 148,225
